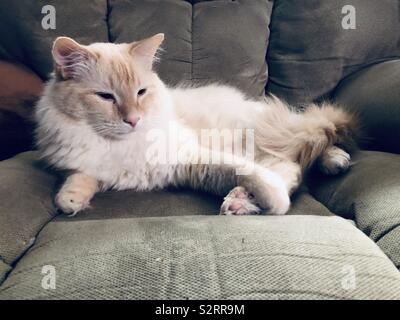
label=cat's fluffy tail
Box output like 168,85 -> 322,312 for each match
255,96 -> 358,170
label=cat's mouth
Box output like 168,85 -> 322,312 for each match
92,121 -> 139,140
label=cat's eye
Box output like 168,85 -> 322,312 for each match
137,88 -> 147,96
95,92 -> 116,103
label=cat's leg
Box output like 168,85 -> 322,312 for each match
174,149 -> 291,215
318,146 -> 351,175
55,172 -> 99,216
220,157 -> 301,215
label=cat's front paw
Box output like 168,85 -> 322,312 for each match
319,146 -> 351,175
238,172 -> 291,215
55,189 -> 91,216
220,186 -> 261,215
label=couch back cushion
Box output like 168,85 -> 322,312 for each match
266,0 -> 400,105
1,0 -> 400,103
0,0 -> 109,80
0,0 -> 272,160
0,0 -> 272,98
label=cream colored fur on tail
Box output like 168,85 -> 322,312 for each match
35,34 -> 357,216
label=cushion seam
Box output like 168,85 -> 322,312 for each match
375,222 -> 400,244
0,212 -> 59,286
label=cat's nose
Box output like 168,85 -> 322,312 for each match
123,115 -> 140,128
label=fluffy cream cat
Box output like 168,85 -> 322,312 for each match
35,34 -> 356,216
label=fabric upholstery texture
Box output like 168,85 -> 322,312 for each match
333,59 -> 400,154
1,215 -> 400,300
0,152 -> 57,269
0,0 -> 272,98
266,0 -> 400,105
308,151 -> 400,268
71,186 -> 333,222
95,0 -> 273,97
0,260 -> 11,284
377,227 -> 400,270
64,187 -> 332,219
0,151 -> 332,285
0,0 -> 109,79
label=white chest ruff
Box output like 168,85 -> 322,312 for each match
37,109 -> 180,191
83,138 -> 173,191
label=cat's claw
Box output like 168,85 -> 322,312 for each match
220,186 -> 262,215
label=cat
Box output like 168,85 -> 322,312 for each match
35,33 -> 357,216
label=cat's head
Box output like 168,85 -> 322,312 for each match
49,33 -> 166,139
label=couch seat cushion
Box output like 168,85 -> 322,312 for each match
1,215 -> 399,299
0,151 -> 332,285
0,152 -> 57,268
0,261 -> 11,284
75,186 -> 332,221
377,226 -> 400,269
308,150 -> 400,268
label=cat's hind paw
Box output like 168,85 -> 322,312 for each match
55,189 -> 91,216
220,186 -> 262,216
319,146 -> 351,175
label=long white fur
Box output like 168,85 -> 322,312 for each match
36,36 -> 354,215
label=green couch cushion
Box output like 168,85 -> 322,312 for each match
0,0 -> 273,98
1,215 -> 399,299
0,152 -> 57,267
0,151 -> 332,286
288,187 -> 333,217
308,150 -> 400,268
266,0 -> 400,105
73,186 -> 332,221
0,0 -> 109,79
377,227 -> 400,269
108,0 -> 273,98
333,59 -> 400,154
0,260 -> 11,284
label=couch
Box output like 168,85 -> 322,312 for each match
0,0 -> 400,299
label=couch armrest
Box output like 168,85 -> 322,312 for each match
333,59 -> 400,154
0,151 -> 58,282
307,150 -> 400,267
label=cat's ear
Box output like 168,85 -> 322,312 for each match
52,37 -> 94,80
129,33 -> 164,70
